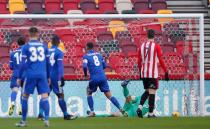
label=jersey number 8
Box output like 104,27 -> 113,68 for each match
29,46 -> 45,62
93,55 -> 100,66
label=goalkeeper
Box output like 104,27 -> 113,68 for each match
87,80 -> 149,117
120,80 -> 149,117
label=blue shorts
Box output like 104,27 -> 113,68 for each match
88,79 -> 110,93
10,76 -> 19,89
22,76 -> 50,95
50,76 -> 63,94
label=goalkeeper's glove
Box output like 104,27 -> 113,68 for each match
165,71 -> 169,81
58,77 -> 65,87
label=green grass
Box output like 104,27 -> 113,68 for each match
0,117 -> 210,129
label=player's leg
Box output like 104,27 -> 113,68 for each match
9,76 -> 19,116
86,80 -> 97,117
146,78 -> 158,118
16,78 -> 35,127
38,97 -> 44,120
137,78 -> 149,118
37,77 -> 50,127
101,80 -> 127,116
121,80 -> 130,98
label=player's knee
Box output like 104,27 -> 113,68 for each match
104,91 -> 112,99
41,93 -> 49,99
22,93 -> 29,98
56,93 -> 64,99
12,87 -> 19,92
86,87 -> 92,95
149,89 -> 156,94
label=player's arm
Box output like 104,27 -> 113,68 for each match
45,47 -> 51,85
17,46 -> 27,80
137,48 -> 142,79
82,56 -> 88,78
57,51 -> 65,86
156,44 -> 169,81
101,55 -> 107,69
9,52 -> 14,70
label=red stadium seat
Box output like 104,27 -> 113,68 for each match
0,45 -> 9,57
27,0 -> 44,14
120,40 -> 137,56
183,54 -> 198,67
85,10 -> 100,14
98,0 -> 115,14
45,0 -> 62,14
97,31 -> 113,41
63,0 -> 79,13
80,0 -> 97,13
160,44 -> 174,53
151,0 -> 167,12
133,0 -> 150,13
0,56 -> 10,63
55,29 -> 77,43
109,52 -> 125,68
176,41 -> 193,55
64,63 -> 76,74
163,52 -> 184,66
138,10 -> 155,14
0,0 -> 8,14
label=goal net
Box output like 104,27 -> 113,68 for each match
0,14 -> 205,117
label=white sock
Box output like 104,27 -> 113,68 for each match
149,112 -> 154,116
138,105 -> 143,110
11,101 -> 15,105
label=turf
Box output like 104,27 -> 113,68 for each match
0,117 -> 210,129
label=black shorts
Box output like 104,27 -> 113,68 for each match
142,78 -> 159,89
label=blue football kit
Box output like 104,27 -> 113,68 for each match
18,40 -> 50,95
10,47 -> 24,88
83,50 -> 109,93
49,45 -> 64,94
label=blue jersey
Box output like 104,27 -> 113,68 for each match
10,47 -> 22,77
83,50 -> 107,80
49,45 -> 64,80
18,40 -> 50,78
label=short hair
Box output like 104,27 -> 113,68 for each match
147,29 -> 155,39
17,37 -> 25,46
51,35 -> 60,46
29,27 -> 38,37
86,42 -> 94,50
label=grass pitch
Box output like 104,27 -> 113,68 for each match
0,117 -> 209,129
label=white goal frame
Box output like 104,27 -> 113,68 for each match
0,14 -> 205,116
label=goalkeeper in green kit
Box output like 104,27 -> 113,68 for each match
87,80 -> 148,117
120,80 -> 149,117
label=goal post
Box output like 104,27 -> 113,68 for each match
0,14 -> 205,117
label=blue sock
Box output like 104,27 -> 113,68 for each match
39,100 -> 44,116
21,96 -> 28,121
110,96 -> 122,110
58,98 -> 68,116
87,96 -> 94,111
40,98 -> 50,121
11,91 -> 17,103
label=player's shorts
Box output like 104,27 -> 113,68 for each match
10,76 -> 19,89
50,76 -> 63,94
22,76 -> 50,95
142,78 -> 159,89
87,79 -> 110,93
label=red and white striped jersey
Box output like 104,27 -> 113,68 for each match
138,41 -> 167,79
